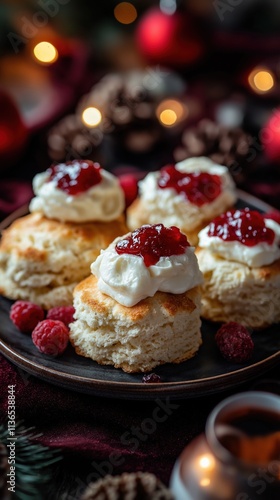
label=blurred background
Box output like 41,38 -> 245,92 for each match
1,0 -> 280,217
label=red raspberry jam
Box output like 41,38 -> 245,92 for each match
158,164 -> 222,206
47,160 -> 102,195
115,224 -> 190,267
208,208 -> 275,246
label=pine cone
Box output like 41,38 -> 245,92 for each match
0,440 -> 9,499
81,472 -> 174,500
76,73 -> 159,153
174,119 -> 255,184
76,70 -> 186,153
48,115 -> 103,162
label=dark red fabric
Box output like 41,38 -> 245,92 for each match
1,353 -> 279,493
0,354 -> 211,482
0,180 -> 32,220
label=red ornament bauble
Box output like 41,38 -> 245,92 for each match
261,109 -> 280,163
0,90 -> 28,171
136,8 -> 205,66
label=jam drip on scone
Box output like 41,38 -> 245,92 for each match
208,208 -> 275,246
47,160 -> 102,195
115,224 -> 190,266
158,164 -> 222,206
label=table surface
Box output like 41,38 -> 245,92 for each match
1,353 -> 279,499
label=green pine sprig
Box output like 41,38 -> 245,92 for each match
0,421 -> 62,500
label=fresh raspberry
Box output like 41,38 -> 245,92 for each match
142,373 -> 161,383
10,301 -> 45,333
46,306 -> 75,328
215,322 -> 254,363
119,174 -> 138,208
32,320 -> 69,356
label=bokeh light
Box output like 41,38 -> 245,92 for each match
160,0 -> 177,15
0,127 -> 12,149
82,107 -> 102,127
33,42 -> 58,64
156,99 -> 187,127
114,2 -> 137,25
248,67 -> 275,94
159,109 -> 177,126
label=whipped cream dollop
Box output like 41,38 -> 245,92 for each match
29,168 -> 125,223
198,218 -> 280,267
91,238 -> 203,307
137,157 -> 236,230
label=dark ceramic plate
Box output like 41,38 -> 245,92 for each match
0,192 -> 280,400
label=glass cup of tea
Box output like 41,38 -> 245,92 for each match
170,391 -> 280,500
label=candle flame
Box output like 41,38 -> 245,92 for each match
198,454 -> 215,471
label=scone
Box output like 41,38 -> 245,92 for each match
127,157 -> 237,245
0,160 -> 127,308
196,208 -> 280,328
69,224 -> 203,372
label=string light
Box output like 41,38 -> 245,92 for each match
159,109 -> 177,126
156,99 -> 187,127
114,2 -> 137,24
82,107 -> 102,127
33,42 -> 58,64
248,67 -> 275,94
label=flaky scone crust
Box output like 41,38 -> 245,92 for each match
0,213 -> 128,308
69,275 -> 202,372
196,247 -> 280,328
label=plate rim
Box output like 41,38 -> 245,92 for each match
0,336 -> 280,398
0,191 -> 279,399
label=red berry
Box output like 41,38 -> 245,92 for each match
215,322 -> 254,363
119,174 -> 139,208
10,301 -> 45,333
32,320 -> 69,356
142,373 -> 161,383
46,306 -> 75,328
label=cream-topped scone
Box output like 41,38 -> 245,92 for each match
69,224 -> 203,372
29,161 -> 124,222
127,157 -> 237,245
0,160 -> 128,309
196,208 -> 280,328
